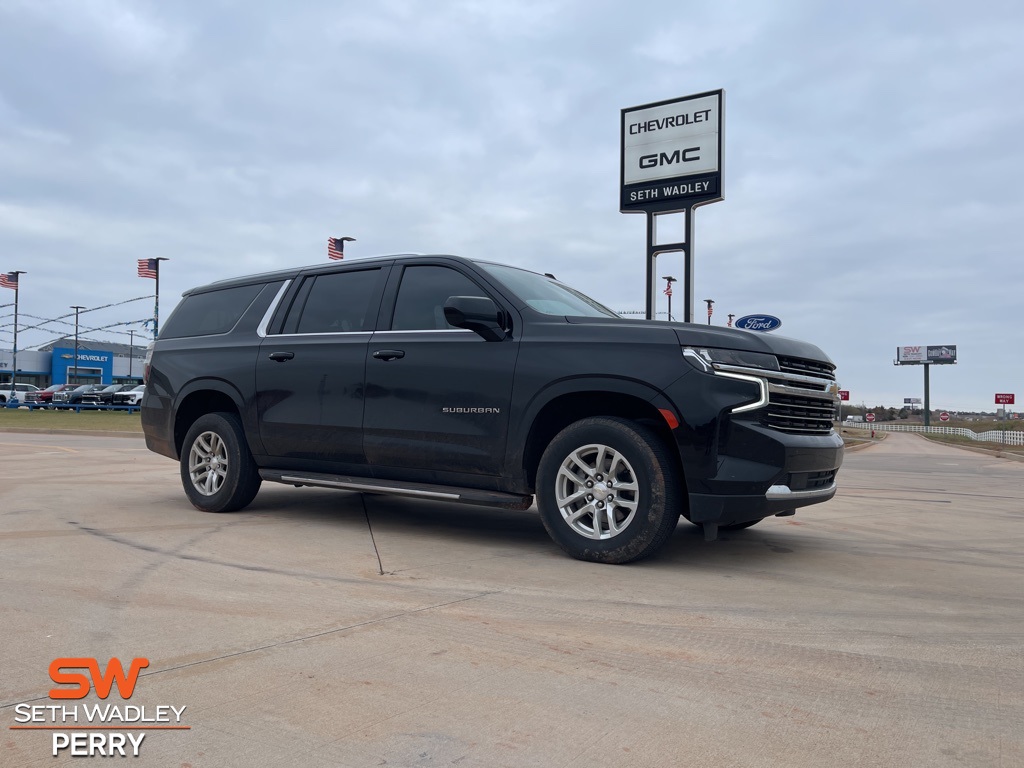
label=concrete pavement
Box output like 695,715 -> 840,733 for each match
1,431 -> 1021,767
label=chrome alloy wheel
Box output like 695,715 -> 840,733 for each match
554,443 -> 640,540
188,430 -> 229,496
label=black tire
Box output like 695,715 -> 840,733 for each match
536,417 -> 681,564
180,412 -> 261,513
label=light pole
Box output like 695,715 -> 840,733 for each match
128,330 -> 135,380
704,298 -> 715,326
727,313 -> 735,328
70,305 -> 85,384
661,276 -> 677,321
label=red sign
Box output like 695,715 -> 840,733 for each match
838,390 -> 850,401
865,412 -> 876,422
995,393 -> 1015,405
939,412 -> 950,421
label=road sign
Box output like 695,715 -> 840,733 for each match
995,393 -> 1015,405
939,412 -> 950,421
865,412 -> 876,423
838,390 -> 849,401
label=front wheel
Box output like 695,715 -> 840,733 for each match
536,417 -> 681,564
180,412 -> 261,513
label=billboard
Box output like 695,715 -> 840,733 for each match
904,397 -> 922,404
620,90 -> 723,212
896,345 -> 957,365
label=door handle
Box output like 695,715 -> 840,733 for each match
268,352 -> 295,362
372,349 -> 405,361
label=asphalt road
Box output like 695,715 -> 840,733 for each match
1,431 -> 1021,767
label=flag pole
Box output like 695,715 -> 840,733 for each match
6,271 -> 25,393
153,258 -> 169,339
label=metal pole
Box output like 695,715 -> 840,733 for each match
70,305 -> 85,384
153,257 -> 169,339
11,281 -> 18,390
661,276 -> 677,322
684,207 -> 695,323
704,298 -> 715,326
8,271 -> 25,392
128,330 -> 134,379
645,213 -> 657,320
923,364 -> 931,428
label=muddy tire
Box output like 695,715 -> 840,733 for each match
536,417 -> 681,564
180,412 -> 261,513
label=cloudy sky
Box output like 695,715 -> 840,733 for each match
1,0 -> 1021,412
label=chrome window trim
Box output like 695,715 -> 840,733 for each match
256,280 -> 292,338
267,331 -> 374,339
372,329 -> 476,335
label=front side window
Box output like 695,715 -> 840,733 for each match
477,263 -> 618,318
295,269 -> 381,334
391,266 -> 488,330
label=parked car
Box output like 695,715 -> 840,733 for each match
52,384 -> 107,407
0,382 -> 41,404
112,384 -> 145,406
24,384 -> 76,407
95,384 -> 135,405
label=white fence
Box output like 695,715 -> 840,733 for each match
844,421 -> 1024,446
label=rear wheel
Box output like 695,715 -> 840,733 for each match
180,412 -> 261,513
536,417 -> 681,564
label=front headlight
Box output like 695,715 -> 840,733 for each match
682,347 -> 780,373
682,346 -> 774,414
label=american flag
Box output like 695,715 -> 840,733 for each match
663,284 -> 672,297
0,272 -> 18,290
327,237 -> 348,261
707,304 -> 714,318
138,259 -> 158,279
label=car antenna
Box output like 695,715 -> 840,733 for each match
544,273 -> 556,279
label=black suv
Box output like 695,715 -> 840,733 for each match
142,255 -> 842,563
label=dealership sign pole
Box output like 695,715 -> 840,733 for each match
621,90 -> 724,322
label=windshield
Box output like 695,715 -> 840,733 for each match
478,263 -> 618,318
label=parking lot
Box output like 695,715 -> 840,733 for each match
1,430 -> 1021,767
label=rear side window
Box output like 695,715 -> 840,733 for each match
161,284 -> 264,339
294,269 -> 381,334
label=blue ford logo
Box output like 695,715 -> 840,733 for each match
735,314 -> 782,332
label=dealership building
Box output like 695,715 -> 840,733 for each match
0,338 -> 146,388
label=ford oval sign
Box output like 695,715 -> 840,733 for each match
735,314 -> 782,332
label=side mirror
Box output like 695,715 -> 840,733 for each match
443,296 -> 507,341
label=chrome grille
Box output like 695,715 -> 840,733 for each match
762,357 -> 837,434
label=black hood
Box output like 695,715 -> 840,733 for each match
564,316 -> 834,365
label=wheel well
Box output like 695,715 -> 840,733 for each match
522,392 -> 680,490
174,390 -> 239,456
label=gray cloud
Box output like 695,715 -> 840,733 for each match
1,0 -> 1021,410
